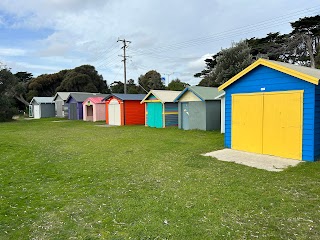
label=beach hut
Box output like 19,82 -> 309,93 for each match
82,95 -> 110,122
65,92 -> 100,120
53,92 -> 71,118
29,97 -> 55,119
174,86 -> 222,131
218,58 -> 320,161
103,94 -> 146,125
141,90 -> 181,128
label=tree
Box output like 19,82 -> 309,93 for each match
138,70 -> 165,92
214,41 -> 253,85
196,41 -> 253,86
110,79 -> 141,93
194,53 -> 220,85
290,15 -> 320,68
0,69 -> 18,121
167,78 -> 189,90
14,71 -> 33,82
0,68 -> 30,106
28,72 -> 64,100
247,32 -> 289,60
27,65 -> 110,101
127,79 -> 141,94
110,81 -> 124,93
57,65 -> 110,93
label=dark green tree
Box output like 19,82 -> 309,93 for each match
28,72 -> 64,100
247,32 -> 289,60
0,69 -> 18,121
167,78 -> 189,90
110,79 -> 144,94
214,41 -> 253,85
290,15 -> 320,68
110,81 -> 124,93
194,53 -> 220,84
57,65 -> 109,93
14,71 -> 33,82
196,41 -> 253,86
138,70 -> 165,92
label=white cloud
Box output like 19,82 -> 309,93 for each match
0,48 -> 26,56
0,0 -> 318,85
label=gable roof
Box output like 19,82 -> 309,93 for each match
141,90 -> 181,103
30,97 -> 54,104
174,86 -> 223,102
214,92 -> 225,99
53,92 -> 72,101
83,96 -> 109,104
66,92 -> 101,103
218,58 -> 320,91
104,93 -> 146,101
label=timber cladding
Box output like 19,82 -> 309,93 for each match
104,94 -> 146,126
219,58 -> 320,162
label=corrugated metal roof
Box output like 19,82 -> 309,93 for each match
267,60 -> 320,79
66,92 -> 101,102
109,93 -> 146,101
141,90 -> 181,103
30,97 -> 54,104
175,86 -> 223,101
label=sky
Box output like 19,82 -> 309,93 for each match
0,0 -> 319,86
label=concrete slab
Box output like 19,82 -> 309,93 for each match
202,149 -> 301,172
95,124 -> 118,127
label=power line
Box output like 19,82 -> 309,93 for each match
130,5 -> 320,56
110,65 -> 124,84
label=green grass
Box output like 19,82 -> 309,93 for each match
1,119 -> 320,239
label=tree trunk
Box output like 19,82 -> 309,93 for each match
304,34 -> 315,68
14,94 -> 30,106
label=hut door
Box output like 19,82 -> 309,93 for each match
262,91 -> 303,159
69,103 -> 77,120
108,100 -> 121,125
147,103 -> 163,128
86,105 -> 93,121
181,103 -> 190,130
56,101 -> 63,117
232,94 -> 263,154
232,91 -> 303,160
33,105 -> 41,119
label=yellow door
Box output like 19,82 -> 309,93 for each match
263,91 -> 303,159
231,91 -> 303,160
232,94 -> 263,154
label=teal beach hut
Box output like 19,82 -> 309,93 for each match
141,90 -> 181,128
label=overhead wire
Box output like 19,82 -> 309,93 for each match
129,5 -> 320,57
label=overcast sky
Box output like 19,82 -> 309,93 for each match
0,0 -> 319,86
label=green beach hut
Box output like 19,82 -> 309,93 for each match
141,90 -> 181,128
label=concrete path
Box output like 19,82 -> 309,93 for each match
202,149 -> 301,172
95,124 -> 118,127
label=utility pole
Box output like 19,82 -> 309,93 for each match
117,39 -> 131,94
163,72 -> 174,86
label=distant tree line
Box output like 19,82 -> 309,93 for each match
109,70 -> 189,93
2,14 -> 318,121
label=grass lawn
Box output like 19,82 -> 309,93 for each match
1,119 -> 320,239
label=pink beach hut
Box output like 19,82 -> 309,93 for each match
82,96 -> 108,122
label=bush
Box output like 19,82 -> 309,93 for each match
0,96 -> 17,122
